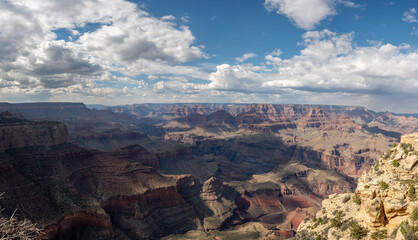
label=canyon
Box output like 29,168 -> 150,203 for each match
0,102 -> 416,239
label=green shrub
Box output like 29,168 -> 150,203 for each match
364,185 -> 370,189
352,193 -> 361,205
342,195 -> 351,203
380,181 -> 389,190
393,143 -> 397,147
383,151 -> 391,159
349,221 -> 368,239
377,170 -> 384,175
330,210 -> 344,228
371,229 -> 387,239
314,234 -> 323,240
393,160 -> 400,167
409,185 -> 416,200
412,207 -> 418,222
399,220 -> 418,239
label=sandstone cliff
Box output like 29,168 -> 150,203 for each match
297,133 -> 418,240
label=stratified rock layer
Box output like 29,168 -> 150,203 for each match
0,113 -> 241,239
298,132 -> 418,240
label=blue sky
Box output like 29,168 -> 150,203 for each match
0,0 -> 417,112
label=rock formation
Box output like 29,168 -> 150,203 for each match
297,132 -> 418,239
0,113 -> 239,239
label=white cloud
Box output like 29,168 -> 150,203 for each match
0,0 -> 208,99
402,8 -> 417,23
264,0 -> 363,30
161,15 -> 175,21
337,0 -> 361,8
235,53 -> 257,63
198,30 -> 418,112
264,0 -> 336,30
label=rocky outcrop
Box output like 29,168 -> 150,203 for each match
198,177 -> 237,230
0,111 -> 68,153
298,133 -> 418,239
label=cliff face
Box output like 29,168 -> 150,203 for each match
3,113 -> 283,239
0,112 -> 68,153
0,114 -> 240,239
297,132 -> 418,240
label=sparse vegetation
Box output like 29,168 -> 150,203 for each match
409,184 -> 416,200
374,162 -> 379,172
399,220 -> 418,240
371,229 -> 387,239
380,181 -> 389,190
412,207 -> 418,222
0,193 -> 43,240
352,193 -> 361,205
401,143 -> 415,156
314,234 -> 323,240
364,185 -> 370,189
393,159 -> 400,167
376,170 -> 384,175
383,150 -> 391,160
330,210 -> 344,228
342,195 -> 351,203
349,220 -> 368,239
294,229 -> 315,240
393,143 -> 397,147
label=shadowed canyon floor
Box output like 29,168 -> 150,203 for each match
0,103 -> 416,239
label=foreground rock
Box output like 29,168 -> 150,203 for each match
297,133 -> 418,240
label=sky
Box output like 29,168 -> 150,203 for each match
0,0 -> 417,113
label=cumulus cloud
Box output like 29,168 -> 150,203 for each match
402,8 -> 417,23
264,0 -> 336,30
0,0 -> 207,99
264,0 -> 362,30
199,30 -> 418,112
235,53 -> 257,63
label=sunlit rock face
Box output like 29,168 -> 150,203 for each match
298,132 -> 418,240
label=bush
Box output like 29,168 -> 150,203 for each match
399,220 -> 418,240
352,193 -> 361,205
349,220 -> 368,239
342,195 -> 351,203
393,160 -> 400,167
364,185 -> 370,189
393,143 -> 397,147
412,207 -> 418,222
380,181 -> 389,190
314,234 -> 323,240
409,185 -> 416,200
371,229 -> 387,239
383,151 -> 391,160
330,210 -> 344,228
294,230 -> 315,240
